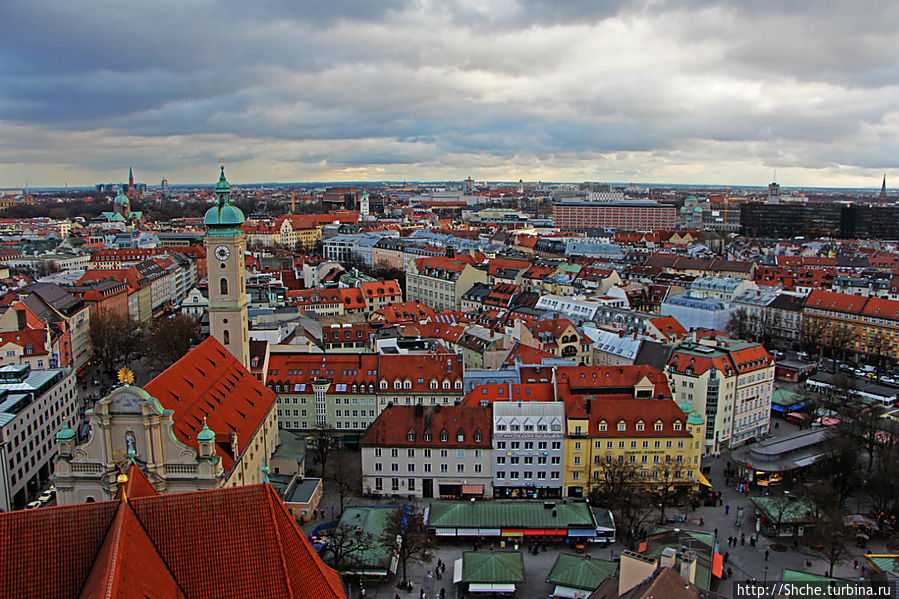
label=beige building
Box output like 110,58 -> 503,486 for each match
361,404 -> 493,498
407,257 -> 488,311
667,337 -> 774,454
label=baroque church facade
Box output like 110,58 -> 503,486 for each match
54,166 -> 282,504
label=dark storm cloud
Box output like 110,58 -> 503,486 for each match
0,0 -> 897,185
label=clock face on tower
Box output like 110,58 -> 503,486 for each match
214,245 -> 231,261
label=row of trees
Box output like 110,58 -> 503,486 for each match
89,312 -> 201,378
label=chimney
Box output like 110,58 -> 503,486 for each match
679,553 -> 698,585
660,547 -> 677,569
618,551 -> 658,597
16,309 -> 26,331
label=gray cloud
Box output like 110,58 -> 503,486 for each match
0,0 -> 897,187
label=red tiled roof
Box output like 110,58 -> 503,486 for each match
143,337 -> 276,473
361,404 -> 491,447
804,289 -> 865,313
0,329 -> 49,355
649,316 -> 688,339
359,280 -> 402,298
462,382 -> 555,405
557,365 -> 672,400
0,484 -> 345,599
80,499 -> 184,599
565,397 -> 692,437
370,301 -> 436,324
378,353 -> 464,391
114,463 -> 160,501
0,500 -> 121,599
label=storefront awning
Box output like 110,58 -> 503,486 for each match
501,529 -> 525,537
469,583 -> 517,593
698,472 -> 713,488
462,484 -> 484,495
712,552 -> 724,578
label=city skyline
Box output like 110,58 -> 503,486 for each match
1,0 -> 898,188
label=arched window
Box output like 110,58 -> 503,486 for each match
220,278 -> 229,295
223,330 -> 230,345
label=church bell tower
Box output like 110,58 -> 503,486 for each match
204,165 -> 250,369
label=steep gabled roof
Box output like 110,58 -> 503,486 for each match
143,337 -> 276,473
0,484 -> 345,599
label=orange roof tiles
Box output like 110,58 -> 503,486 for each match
565,397 -> 692,438
143,337 -> 276,473
0,483 -> 345,599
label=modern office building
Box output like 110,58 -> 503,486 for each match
553,199 -> 676,231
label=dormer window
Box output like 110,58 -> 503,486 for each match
381,380 -> 388,390
455,381 -> 462,389
599,420 -> 607,432
474,429 -> 482,443
674,420 -> 682,431
440,429 -> 448,442
617,420 -> 626,432
423,430 -> 432,442
430,380 -> 438,390
457,430 -> 464,442
443,380 -> 451,389
404,380 -> 412,389
636,421 -> 645,432
407,429 -> 416,442
394,380 -> 402,390
654,420 -> 663,432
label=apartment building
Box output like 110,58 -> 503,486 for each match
265,352 -> 464,435
406,257 -> 488,311
555,365 -> 703,498
803,289 -> 899,363
667,337 -> 774,454
492,401 -> 565,499
361,404 -> 492,498
0,364 -> 78,510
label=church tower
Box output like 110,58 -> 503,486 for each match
204,165 -> 250,369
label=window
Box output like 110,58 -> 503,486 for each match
636,421 -> 644,432
423,431 -> 432,442
223,330 -> 230,345
617,421 -> 626,432
391,478 -> 399,491
440,429 -> 448,442
407,430 -> 415,442
220,278 -> 228,295
457,449 -> 465,458
424,463 -> 431,472
390,448 -> 398,458
391,463 -> 398,472
408,448 -> 415,457
457,464 -> 464,473
654,421 -> 663,432
375,463 -> 382,472
375,477 -> 383,491
497,456 -> 506,464
440,464 -> 448,472
408,463 -> 415,472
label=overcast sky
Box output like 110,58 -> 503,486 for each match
1,0 -> 897,188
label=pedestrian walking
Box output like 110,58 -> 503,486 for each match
714,528 -> 718,539
724,552 -> 729,564
854,560 -> 859,570
725,504 -> 730,515
765,550 -> 769,561
741,534 -> 745,546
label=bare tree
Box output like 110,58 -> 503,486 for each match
380,505 -> 436,586
650,464 -> 682,525
89,311 -> 144,376
308,424 -> 337,478
589,459 -> 653,550
800,317 -> 828,363
867,332 -> 891,370
726,309 -> 753,340
805,504 -> 851,577
323,523 -> 379,573
145,314 -> 201,373
330,451 -> 361,516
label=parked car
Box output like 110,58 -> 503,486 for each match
25,500 -> 41,510
839,363 -> 853,374
38,490 -> 53,504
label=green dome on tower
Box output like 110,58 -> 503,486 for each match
204,165 -> 245,229
56,424 -> 76,441
114,187 -> 130,206
197,419 -> 215,442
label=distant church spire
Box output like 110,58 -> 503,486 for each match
128,166 -> 135,196
879,174 -> 888,205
